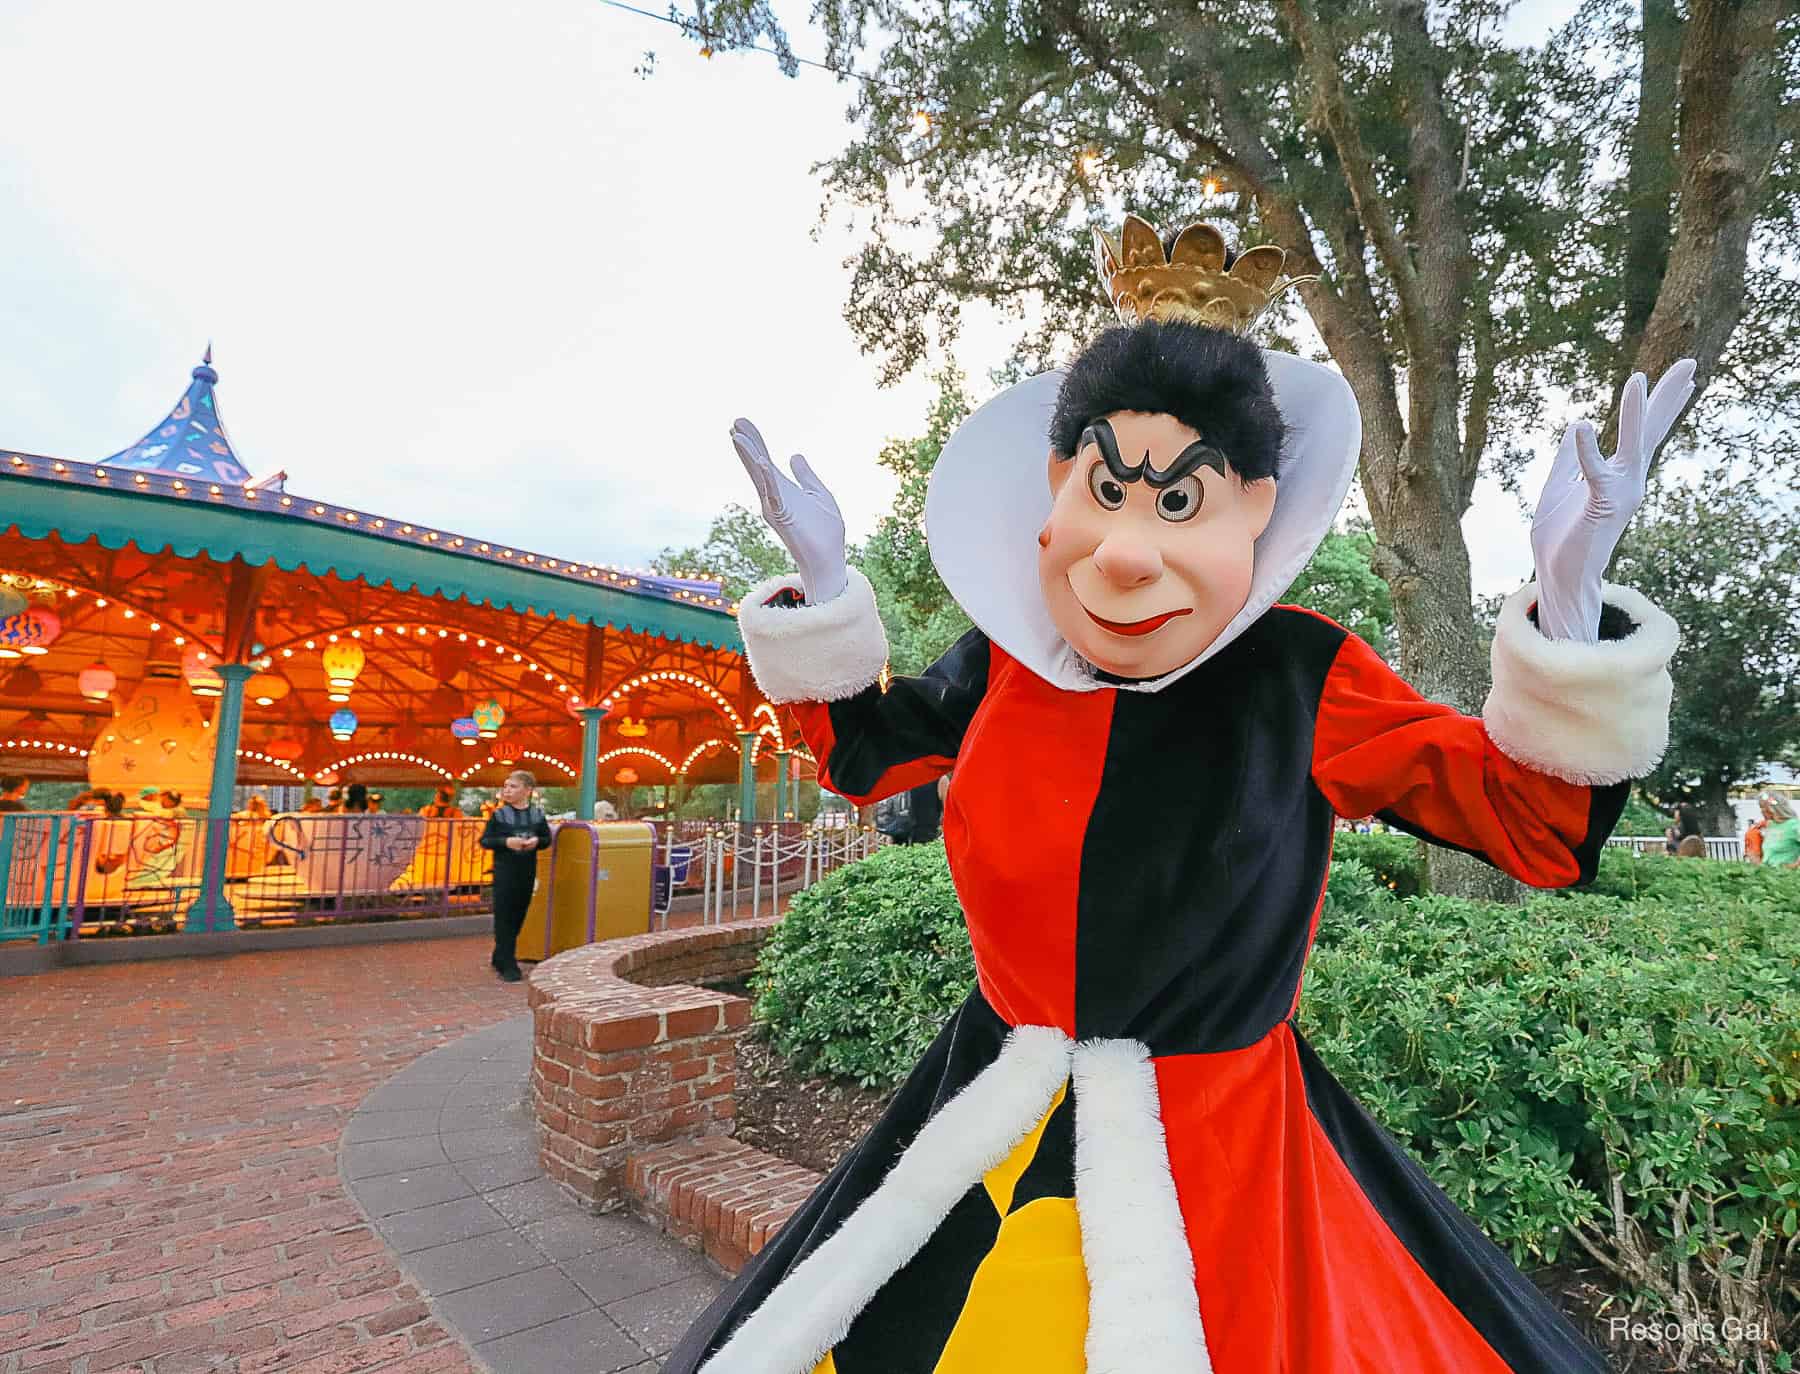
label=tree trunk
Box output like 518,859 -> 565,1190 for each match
1697,775 -> 1735,839
1365,433 -> 1526,904
1371,512 -> 1490,711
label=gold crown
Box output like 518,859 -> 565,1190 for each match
1092,214 -> 1309,335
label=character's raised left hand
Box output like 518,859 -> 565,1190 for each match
1530,359 -> 1695,641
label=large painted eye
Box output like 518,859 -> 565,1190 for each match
1087,462 -> 1126,511
1154,475 -> 1204,523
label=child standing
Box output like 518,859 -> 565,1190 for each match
479,769 -> 552,982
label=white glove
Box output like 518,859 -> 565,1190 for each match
1531,359 -> 1695,641
730,418 -> 849,605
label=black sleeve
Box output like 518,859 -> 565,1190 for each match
797,627 -> 993,803
479,814 -> 506,852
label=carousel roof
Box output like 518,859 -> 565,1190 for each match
101,348 -> 255,486
0,352 -> 799,789
2,353 -> 741,648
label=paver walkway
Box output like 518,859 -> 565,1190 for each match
0,933 -> 723,1373
340,1017 -> 722,1371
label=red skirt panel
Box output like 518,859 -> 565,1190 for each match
1158,1025 -> 1601,1374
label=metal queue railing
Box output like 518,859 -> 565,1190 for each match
1603,834 -> 1746,861
660,820 -> 883,928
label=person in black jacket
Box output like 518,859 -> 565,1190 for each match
479,769 -> 552,982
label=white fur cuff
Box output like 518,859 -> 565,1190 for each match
736,568 -> 889,705
1482,581 -> 1679,786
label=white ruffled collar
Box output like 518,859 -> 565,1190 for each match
923,352 -> 1361,693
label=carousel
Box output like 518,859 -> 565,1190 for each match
0,350 -> 815,935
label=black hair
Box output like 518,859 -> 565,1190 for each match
1049,320 -> 1285,481
344,782 -> 369,813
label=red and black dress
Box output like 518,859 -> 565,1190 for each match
666,568 -> 1674,1374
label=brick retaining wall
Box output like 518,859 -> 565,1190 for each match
626,1138 -> 824,1274
526,921 -> 778,1212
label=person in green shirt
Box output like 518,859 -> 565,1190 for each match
1758,794 -> 1800,867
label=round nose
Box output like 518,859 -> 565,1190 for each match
1091,536 -> 1163,589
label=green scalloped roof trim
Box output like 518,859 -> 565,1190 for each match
1,476 -> 743,653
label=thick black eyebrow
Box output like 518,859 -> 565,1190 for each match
1077,418 -> 1228,489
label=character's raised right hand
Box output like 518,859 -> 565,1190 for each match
730,417 -> 849,605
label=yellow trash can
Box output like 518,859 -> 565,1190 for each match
516,821 -> 654,961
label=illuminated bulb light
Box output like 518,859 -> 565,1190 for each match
134,475 -> 147,485
281,496 -> 293,506
244,487 -> 256,499
312,505 -> 325,515
210,484 -> 221,495
53,462 -> 66,473
172,480 -> 186,492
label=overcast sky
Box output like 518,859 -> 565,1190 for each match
3,0 -> 1582,594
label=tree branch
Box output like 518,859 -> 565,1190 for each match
1628,0 -> 1790,463
1277,0 -> 1429,361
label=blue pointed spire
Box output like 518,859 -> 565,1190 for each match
102,347 -> 249,483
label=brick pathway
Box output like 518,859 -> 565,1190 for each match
0,936 -> 525,1374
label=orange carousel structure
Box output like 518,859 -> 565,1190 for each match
0,351 -> 815,937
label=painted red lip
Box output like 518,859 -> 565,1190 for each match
1083,606 -> 1193,637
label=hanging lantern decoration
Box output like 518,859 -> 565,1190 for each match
451,716 -> 480,747
78,662 -> 117,701
615,715 -> 649,738
321,640 -> 366,703
614,767 -> 640,786
329,708 -> 358,741
245,672 -> 291,706
88,663 -> 216,805
264,736 -> 304,761
248,643 -> 273,672
0,607 -> 61,659
492,735 -> 519,764
472,697 -> 505,740
182,644 -> 224,698
0,585 -> 27,619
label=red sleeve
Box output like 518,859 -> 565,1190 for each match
1310,630 -> 1618,888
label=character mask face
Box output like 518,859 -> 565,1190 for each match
1038,410 -> 1276,679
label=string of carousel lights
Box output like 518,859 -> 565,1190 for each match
677,739 -> 729,773
236,748 -> 310,782
2,455 -> 740,613
597,670 -> 743,728
5,581 -> 717,725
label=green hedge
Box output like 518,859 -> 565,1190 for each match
752,840 -> 975,1087
1330,829 -> 1425,897
754,841 -> 1800,1350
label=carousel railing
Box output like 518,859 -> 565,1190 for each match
673,820 -> 884,927
0,813 -> 92,944
0,811 -> 495,939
